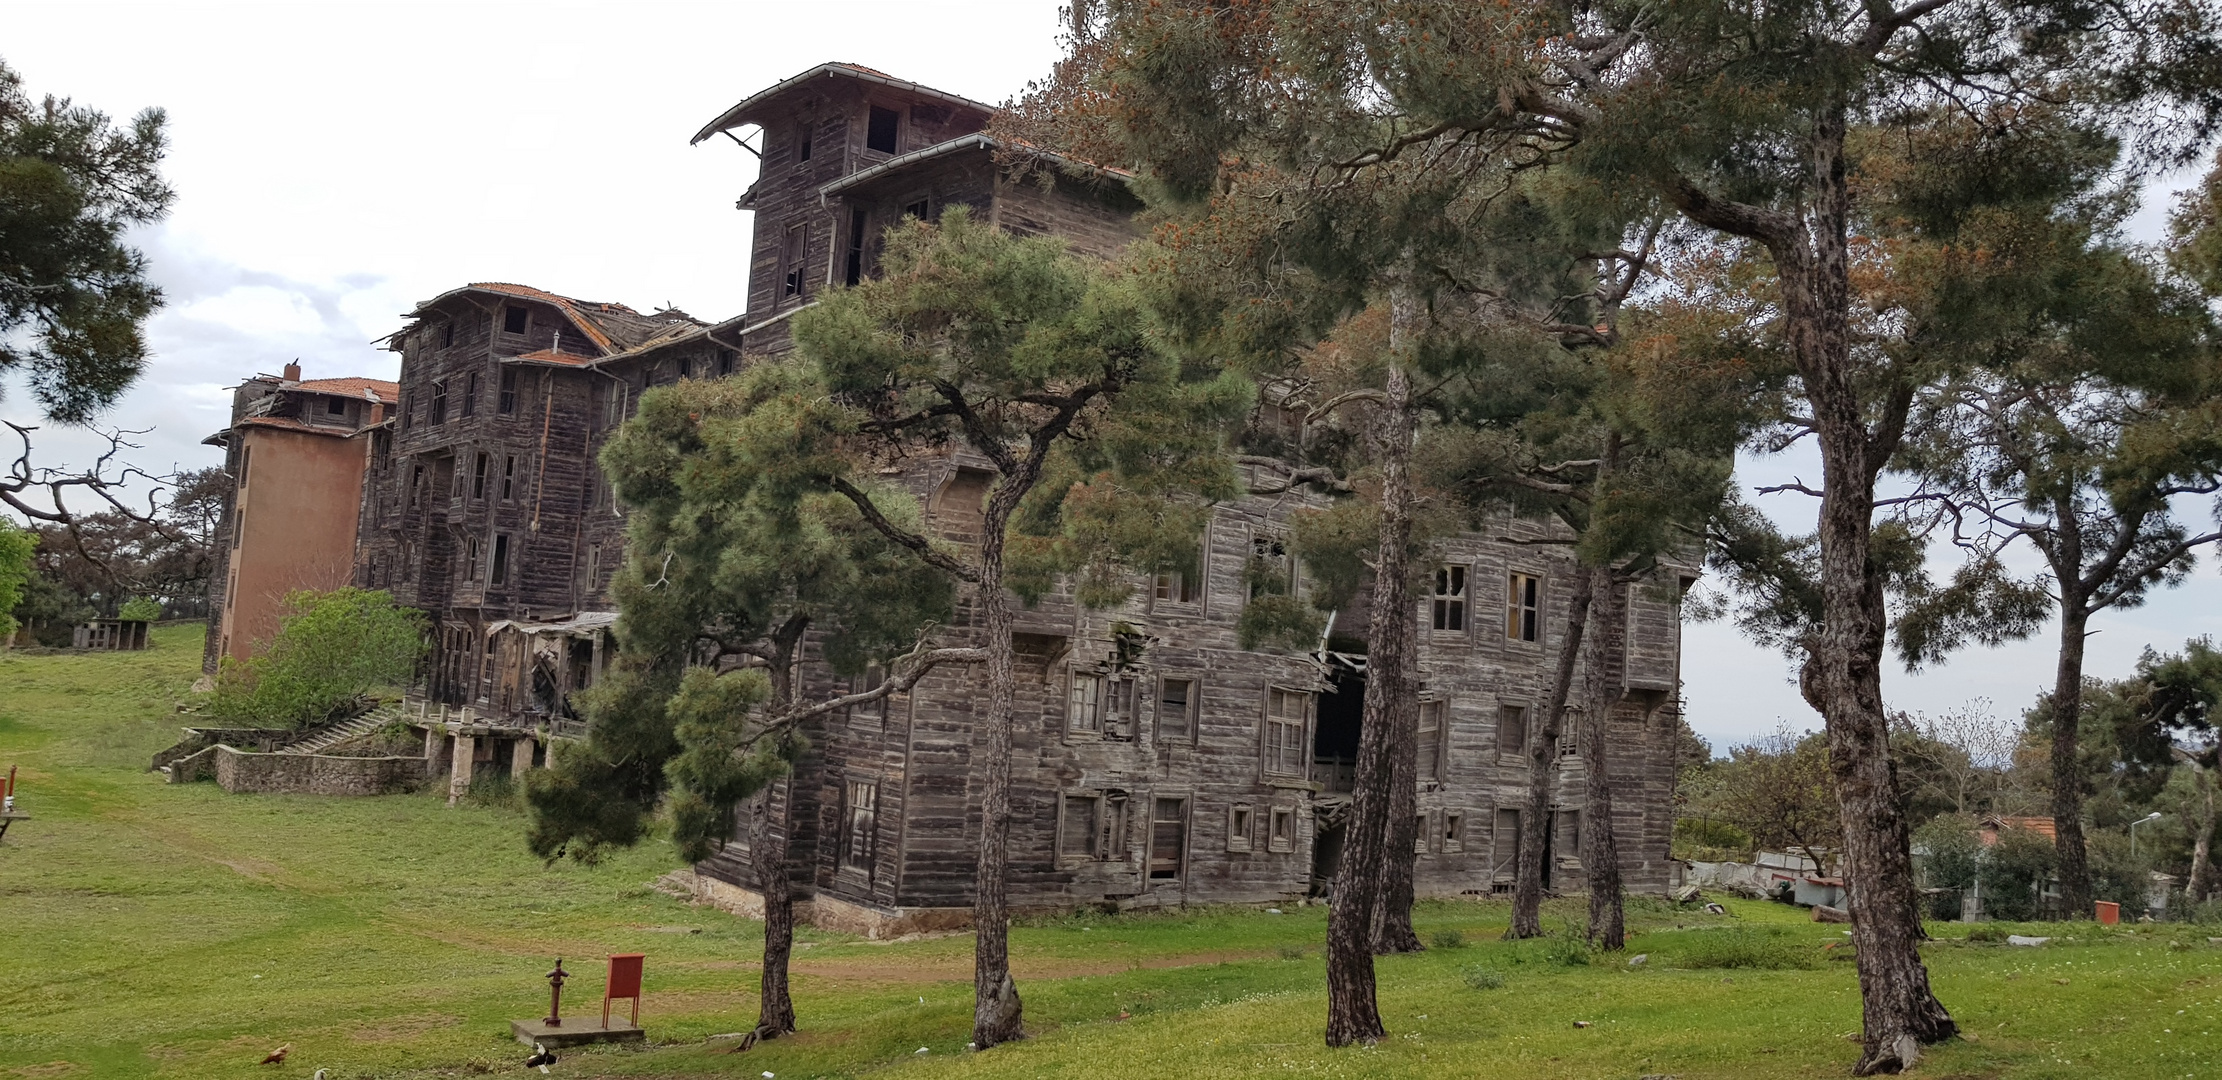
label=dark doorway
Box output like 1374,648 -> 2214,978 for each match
1313,671 -> 1363,793
1309,813 -> 1346,898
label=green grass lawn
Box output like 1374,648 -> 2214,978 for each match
2,625 -> 2219,1079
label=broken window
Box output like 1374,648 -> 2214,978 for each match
1227,804 -> 1254,852
500,455 -> 516,502
1433,565 -> 1467,631
717,349 -> 735,377
327,396 -> 346,416
903,198 -> 930,221
1059,794 -> 1099,861
461,372 -> 478,418
1418,699 -> 1446,782
844,208 -> 868,286
1269,805 -> 1295,853
603,381 -> 627,429
585,545 -> 602,596
428,380 -> 448,425
866,105 -> 900,153
840,780 -> 877,873
1443,811 -> 1465,853
1263,687 -> 1308,777
503,305 -> 529,334
1104,677 -> 1137,739
1249,529 -> 1293,599
466,535 -> 482,582
490,534 -> 511,586
796,122 -> 813,163
1149,797 -> 1187,879
1507,572 -> 1540,642
1156,676 -> 1196,742
498,368 -> 517,414
441,321 -> 455,348
783,224 -> 807,299
677,354 -> 692,380
1559,727 -> 1580,758
1069,672 -> 1104,734
471,453 -> 489,500
1497,704 -> 1529,760
1153,569 -> 1197,605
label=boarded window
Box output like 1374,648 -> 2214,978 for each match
498,368 -> 518,414
1149,797 -> 1187,879
502,305 -> 529,334
1417,699 -> 1446,782
783,224 -> 808,299
490,534 -> 510,586
1157,677 -> 1195,742
1507,572 -> 1540,641
1059,794 -> 1098,860
844,207 -> 868,286
1433,564 -> 1467,631
1444,811 -> 1465,853
461,372 -> 478,417
866,106 -> 900,153
1227,804 -> 1254,852
1492,807 -> 1521,879
1263,687 -> 1308,776
1154,569 -> 1197,604
1269,805 -> 1295,853
1498,704 -> 1529,759
840,781 -> 877,872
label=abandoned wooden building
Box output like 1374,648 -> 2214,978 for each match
354,61 -> 1693,933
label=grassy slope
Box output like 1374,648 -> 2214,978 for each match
0,625 -> 2213,1079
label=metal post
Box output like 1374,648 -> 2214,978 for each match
544,958 -> 568,1026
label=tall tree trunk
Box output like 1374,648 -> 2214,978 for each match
970,526 -> 1024,1048
752,781 -> 797,1037
2050,598 -> 2094,919
1373,614 -> 1423,954
2188,764 -> 2215,905
1508,566 -> 1597,939
1581,571 -> 1627,950
1324,357 -> 1418,1046
1785,109 -> 1956,1074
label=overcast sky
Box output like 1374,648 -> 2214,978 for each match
8,0 -> 2221,753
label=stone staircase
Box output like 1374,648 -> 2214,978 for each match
277,702 -> 405,755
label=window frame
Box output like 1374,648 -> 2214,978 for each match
1151,568 -> 1199,608
1155,674 -> 1199,745
1226,803 -> 1254,853
502,305 -> 530,335
1148,795 -> 1189,881
1443,810 -> 1465,853
1432,563 -> 1469,634
1417,698 -> 1447,783
471,452 -> 489,501
1496,703 -> 1531,765
1268,804 -> 1296,853
1261,686 -> 1311,779
1506,571 -> 1542,643
839,779 -> 878,876
497,367 -> 518,415
489,533 -> 511,587
460,371 -> 478,418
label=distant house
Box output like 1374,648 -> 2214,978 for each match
1977,815 -> 2057,846
202,362 -> 397,673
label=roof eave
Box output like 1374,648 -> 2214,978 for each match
689,63 -> 996,146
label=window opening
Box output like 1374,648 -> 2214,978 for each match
1507,572 -> 1540,641
502,305 -> 529,334
603,381 -> 627,429
1264,687 -> 1308,776
466,536 -> 482,582
1104,676 -> 1136,739
441,321 -> 455,348
717,349 -> 735,376
845,208 -> 868,286
783,224 -> 808,299
866,105 -> 900,153
1492,807 -> 1521,882
1249,529 -> 1292,599
1059,794 -> 1098,860
408,464 -> 424,509
903,198 -> 930,221
327,396 -> 346,416
428,380 -> 448,425
1270,806 -> 1295,853
1228,804 -> 1254,852
1497,704 -> 1529,759
471,453 -> 489,500
840,781 -> 877,872
1415,812 -> 1431,853
1433,565 -> 1467,631
1157,677 -> 1195,742
1154,569 -> 1197,604
500,455 -> 516,502
796,123 -> 813,163
1069,672 -> 1103,734
1443,811 -> 1464,853
238,445 -> 251,487
1149,797 -> 1187,879
490,534 -> 510,586
498,368 -> 518,414
461,372 -> 478,417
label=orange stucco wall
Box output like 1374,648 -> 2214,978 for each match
216,427 -> 369,662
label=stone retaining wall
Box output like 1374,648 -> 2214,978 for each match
210,745 -> 425,796
150,727 -> 294,771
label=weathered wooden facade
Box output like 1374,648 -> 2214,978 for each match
365,62 -> 1691,931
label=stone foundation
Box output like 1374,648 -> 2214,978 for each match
679,870 -> 972,940
210,745 -> 426,796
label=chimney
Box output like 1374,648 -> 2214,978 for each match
282,361 -> 301,382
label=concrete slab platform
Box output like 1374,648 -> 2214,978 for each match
510,1017 -> 645,1048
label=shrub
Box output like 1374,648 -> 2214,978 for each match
116,596 -> 163,621
1276,943 -> 1307,960
1663,928 -> 1821,970
1674,816 -> 1754,853
1428,928 -> 1467,949
206,588 -> 426,727
1499,934 -> 1593,967
1915,814 -> 1982,920
1982,826 -> 2059,922
2087,830 -> 2154,913
1461,966 -> 1506,990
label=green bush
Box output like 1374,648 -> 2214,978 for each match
205,588 -> 426,727
1674,816 -> 1754,854
116,596 -> 163,621
1915,814 -> 1982,920
1499,934 -> 1593,967
2086,830 -> 2154,913
1662,928 -> 1822,970
1428,928 -> 1467,949
1982,826 -> 2059,922
1461,966 -> 1506,990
